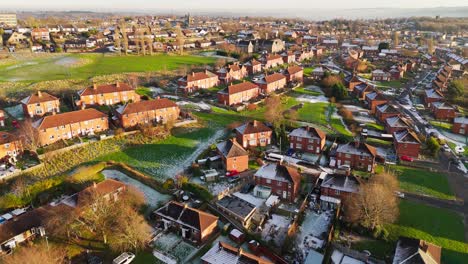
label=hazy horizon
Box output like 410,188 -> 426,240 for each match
2,1 -> 468,20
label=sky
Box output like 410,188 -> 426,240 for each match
4,0 -> 468,11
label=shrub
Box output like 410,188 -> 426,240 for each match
182,182 -> 213,201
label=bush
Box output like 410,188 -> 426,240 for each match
182,182 -> 213,201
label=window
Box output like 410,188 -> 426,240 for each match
5,144 -> 10,148
266,179 -> 271,184
277,181 -> 282,186
345,154 -> 351,158
307,144 -> 314,150
335,190 -> 341,195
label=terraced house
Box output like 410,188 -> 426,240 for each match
261,54 -> 284,69
21,91 -> 60,118
332,142 -> 376,172
284,65 -> 304,84
76,82 -> 140,107
217,63 -> 248,84
254,162 -> 301,202
255,73 -> 287,94
235,120 -> 272,148
217,81 -> 260,106
33,109 -> 109,146
288,126 -> 326,154
393,129 -> 421,158
116,98 -> 180,129
177,70 -> 219,93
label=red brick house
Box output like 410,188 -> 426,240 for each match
353,83 -> 374,100
424,89 -> 445,107
235,120 -> 272,148
116,98 -> 180,129
394,129 -> 421,158
0,132 -> 22,160
371,70 -> 391,81
431,102 -> 457,121
31,28 -> 50,41
332,142 -> 376,172
202,242 -> 274,264
177,70 -> 220,93
254,162 -> 301,202
261,54 -> 284,69
288,126 -> 326,154
217,63 -> 248,84
452,117 -> 468,135
320,173 -> 360,208
295,49 -> 314,62
284,65 -> 304,84
345,75 -> 363,92
385,115 -> 412,134
217,81 -> 260,106
76,82 -> 140,107
281,51 -> 296,64
153,201 -> 218,245
32,109 -> 109,146
244,59 -> 262,75
393,237 -> 441,264
365,92 -> 388,114
0,110 -> 5,127
216,138 -> 249,172
375,104 -> 400,122
255,73 -> 287,94
21,91 -> 60,118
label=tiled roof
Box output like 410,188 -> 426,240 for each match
21,91 -> 58,105
235,120 -> 271,135
182,71 -> 217,82
79,82 -> 135,96
155,201 -> 218,232
265,73 -> 286,84
289,126 -> 326,140
394,129 -> 421,144
285,65 -> 303,75
226,82 -> 259,95
216,138 -> 248,158
77,179 -> 126,208
33,109 -> 107,130
118,99 -> 177,115
255,163 -> 301,185
0,131 -> 18,145
336,142 -> 376,157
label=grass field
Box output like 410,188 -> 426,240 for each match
389,165 -> 455,200
429,120 -> 453,131
0,53 -> 216,82
353,200 -> 467,263
386,200 -> 468,263
96,127 -> 223,180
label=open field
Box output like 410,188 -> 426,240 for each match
0,53 -> 216,82
389,165 -> 455,200
386,200 -> 468,263
96,127 -> 225,180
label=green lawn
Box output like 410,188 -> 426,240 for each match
0,53 -> 216,82
366,123 -> 385,131
292,86 -> 322,96
96,127 -> 222,180
389,165 -> 455,200
429,120 -> 453,131
386,200 -> 468,263
303,67 -> 315,77
297,102 -> 329,125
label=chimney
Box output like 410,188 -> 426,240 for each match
230,137 -> 237,144
81,104 -> 86,110
157,96 -> 161,100
116,82 -> 120,88
253,120 -> 258,127
192,72 -> 195,76
93,182 -> 97,188
93,84 -> 97,90
37,91 -> 42,97
52,110 -> 56,115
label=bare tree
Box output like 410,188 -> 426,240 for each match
19,119 -> 41,154
3,243 -> 66,264
174,25 -> 185,55
44,205 -> 79,239
344,172 -> 399,230
120,22 -> 129,55
146,30 -> 154,56
264,95 -> 286,136
114,28 -> 122,55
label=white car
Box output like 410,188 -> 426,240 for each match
455,146 -> 465,154
113,252 -> 135,264
442,144 -> 451,152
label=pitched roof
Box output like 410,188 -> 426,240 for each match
201,241 -> 273,264
392,237 -> 441,264
77,179 -> 126,207
235,120 -> 272,135
336,142 -> 377,157
376,104 -> 399,114
386,116 -> 412,128
21,91 -> 58,105
79,82 -> 135,96
285,65 -> 303,75
254,163 -> 301,186
394,129 -> 421,144
118,98 -> 177,115
216,138 -> 248,158
225,81 -> 259,95
264,73 -> 286,84
155,201 -> 218,232
321,174 -> 360,193
33,109 -> 107,130
289,126 -> 326,140
184,70 -> 217,82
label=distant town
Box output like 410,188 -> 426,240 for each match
0,9 -> 467,264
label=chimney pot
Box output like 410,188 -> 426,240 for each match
93,84 -> 97,89
116,82 -> 120,88
37,91 -> 42,97
93,182 -> 97,188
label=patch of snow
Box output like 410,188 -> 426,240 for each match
102,170 -> 171,206
297,210 -> 333,257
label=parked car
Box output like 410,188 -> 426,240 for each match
225,170 -> 239,177
400,155 -> 414,162
442,144 -> 451,152
455,146 -> 465,155
394,191 -> 405,198
112,252 -> 135,264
